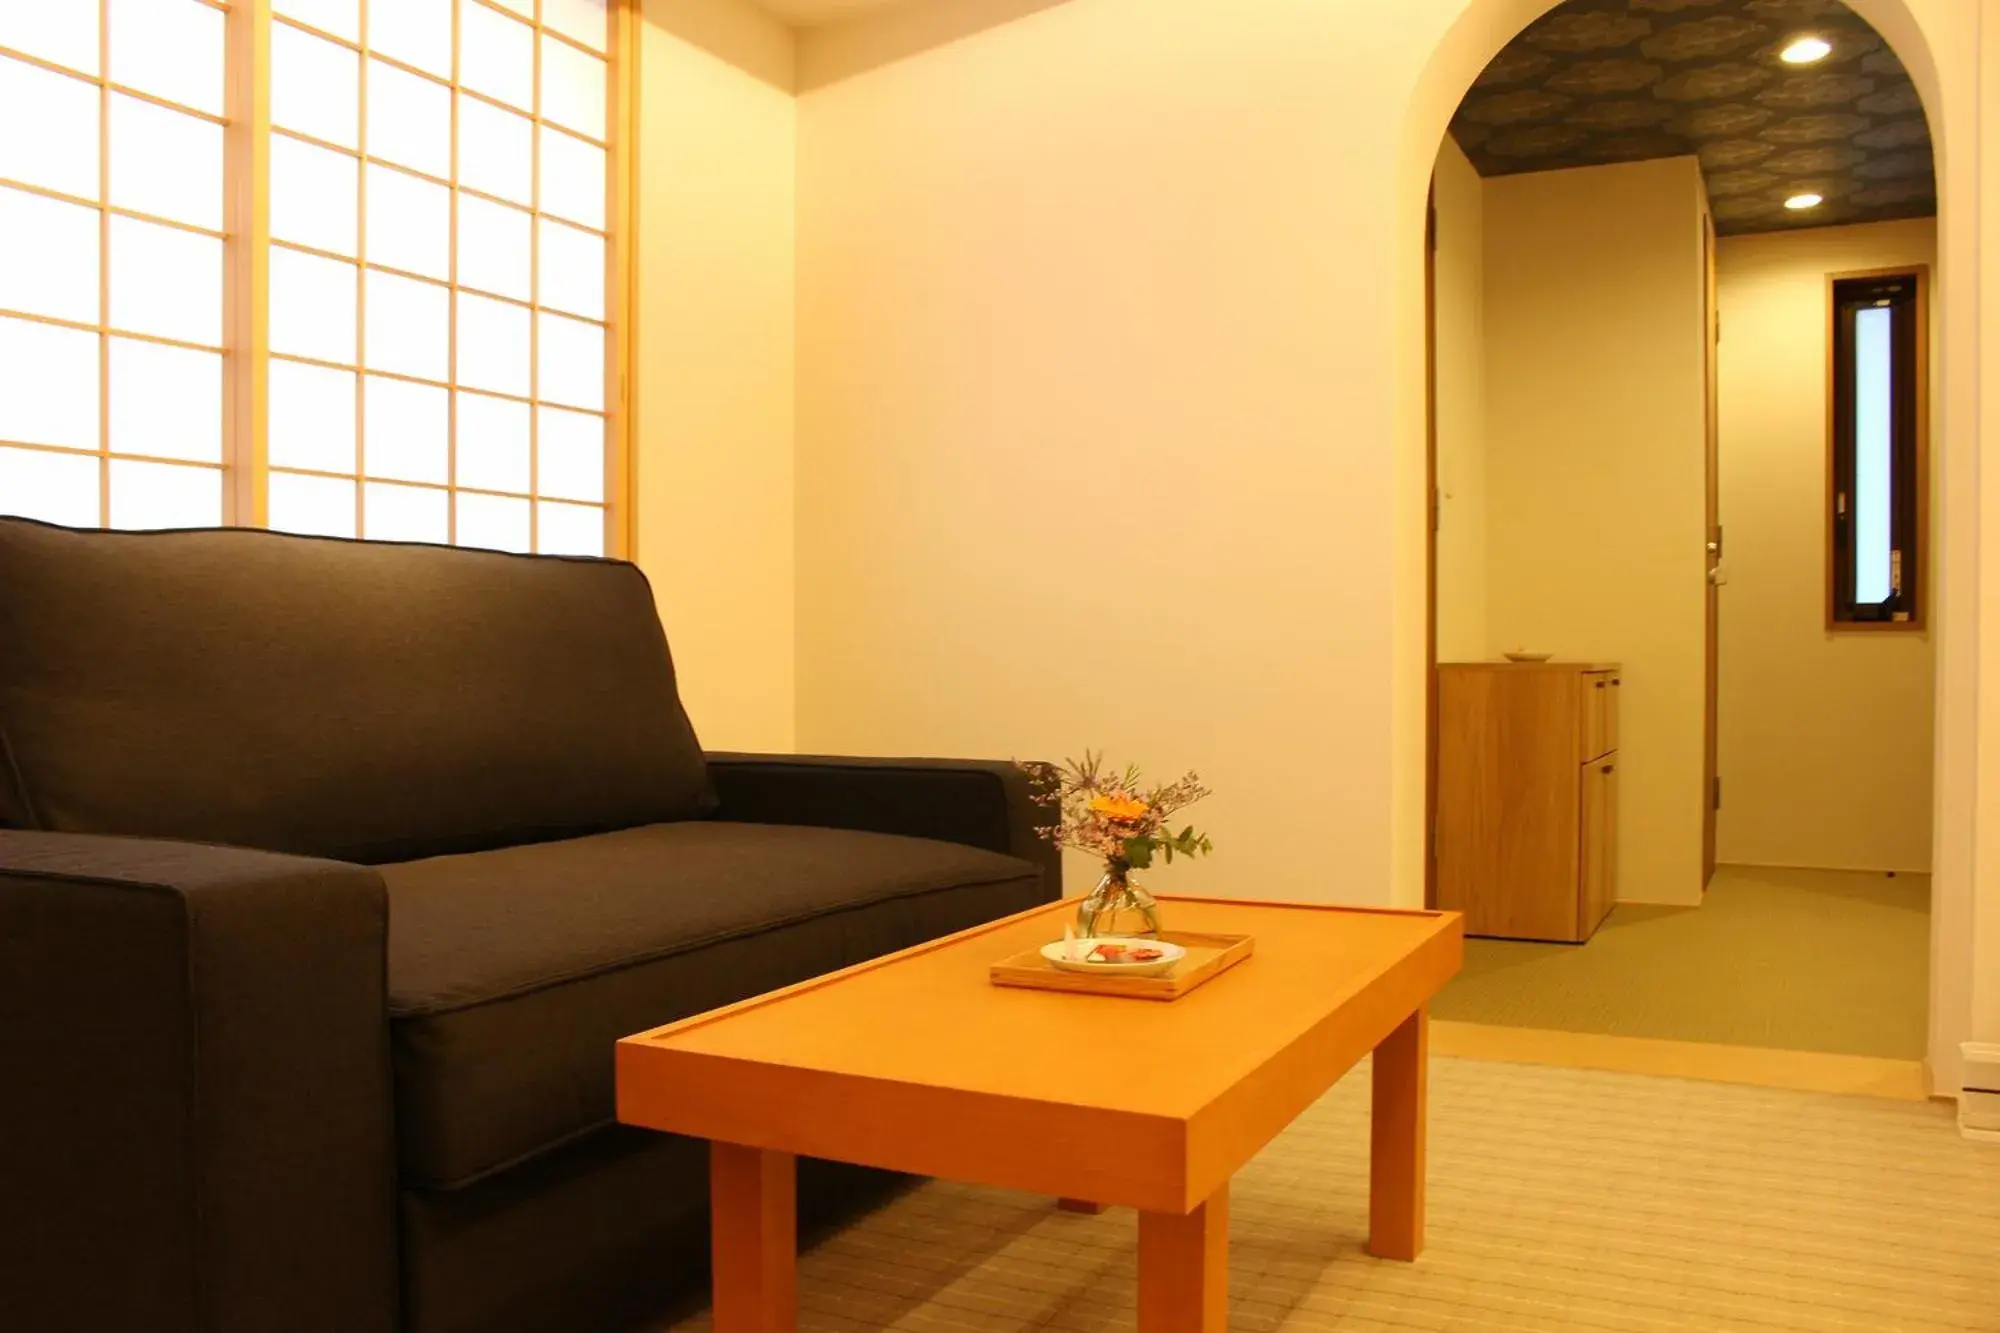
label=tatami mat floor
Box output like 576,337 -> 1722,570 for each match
1431,867 -> 1930,1059
661,1055 -> 1999,1332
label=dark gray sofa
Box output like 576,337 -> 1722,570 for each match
0,516 -> 1060,1333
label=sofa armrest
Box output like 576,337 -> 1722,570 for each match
704,753 -> 1062,897
0,831 -> 399,1333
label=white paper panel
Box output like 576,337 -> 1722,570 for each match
0,316 -> 97,449
109,216 -> 223,346
110,338 -> 222,462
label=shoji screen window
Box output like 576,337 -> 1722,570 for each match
265,0 -> 612,554
0,2 -> 228,529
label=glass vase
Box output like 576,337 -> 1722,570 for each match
1077,863 -> 1161,939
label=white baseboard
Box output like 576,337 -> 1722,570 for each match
1958,1042 -> 2000,1141
1715,859 -> 1932,877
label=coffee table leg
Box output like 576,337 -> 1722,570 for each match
1368,1006 -> 1428,1261
1137,1183 -> 1227,1331
710,1141 -> 796,1333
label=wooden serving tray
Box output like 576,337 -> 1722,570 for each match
988,930 -> 1254,1001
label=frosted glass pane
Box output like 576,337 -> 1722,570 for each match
368,0 -> 451,79
487,0 -> 534,19
270,247 -> 359,364
458,97 -> 532,206
462,3 -> 534,112
363,375 -> 448,482
109,217 -> 222,346
0,56 -> 98,198
0,2 -> 98,76
110,338 -> 221,461
269,470 -> 356,537
363,480 -> 448,543
364,165 -> 448,279
457,194 -> 530,301
109,96 -> 223,230
537,406 -> 602,502
0,316 -> 97,448
537,500 -> 602,556
367,60 -> 450,179
0,445 -> 98,525
538,126 -> 604,229
363,271 -> 448,382
109,459 -> 220,529
108,0 -> 224,116
540,38 -> 605,139
273,0 -> 360,42
537,312 -> 602,410
544,0 -> 609,54
271,134 -> 359,256
268,358 -> 357,472
456,292 -> 529,396
456,490 -> 529,552
537,218 -> 602,320
455,391 -> 529,492
272,25 -> 359,150
1854,305 -> 1894,605
0,187 -> 97,323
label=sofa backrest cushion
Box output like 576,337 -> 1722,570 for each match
0,518 -> 714,863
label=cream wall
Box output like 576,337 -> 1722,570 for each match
1715,220 -> 1937,874
793,0 -> 1491,906
632,0 -> 799,752
731,0 -> 1985,1096
1481,158 -> 1710,906
1432,137 -> 1489,664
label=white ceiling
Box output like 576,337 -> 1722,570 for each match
750,0 -> 923,26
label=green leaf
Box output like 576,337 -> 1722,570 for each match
1123,837 -> 1154,868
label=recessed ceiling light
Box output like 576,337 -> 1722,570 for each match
1785,192 -> 1824,210
1781,35 -> 1833,64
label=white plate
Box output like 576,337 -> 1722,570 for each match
1040,936 -> 1186,977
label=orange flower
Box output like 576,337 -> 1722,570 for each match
1089,795 -> 1151,824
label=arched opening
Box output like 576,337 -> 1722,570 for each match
1399,0 -> 1966,1089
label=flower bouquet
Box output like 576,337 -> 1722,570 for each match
1019,751 -> 1213,938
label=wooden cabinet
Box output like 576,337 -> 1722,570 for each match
1435,662 -> 1621,942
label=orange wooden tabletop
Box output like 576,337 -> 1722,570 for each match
617,896 -> 1462,1213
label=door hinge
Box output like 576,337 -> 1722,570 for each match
1713,776 -> 1722,812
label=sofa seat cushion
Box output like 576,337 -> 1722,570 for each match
383,821 -> 1045,1189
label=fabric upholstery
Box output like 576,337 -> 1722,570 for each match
382,820 -> 1046,1189
0,830 -> 399,1333
398,1126 -> 905,1333
706,752 -> 1061,893
0,517 -> 712,862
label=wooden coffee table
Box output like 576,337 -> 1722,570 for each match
617,896 -> 1463,1332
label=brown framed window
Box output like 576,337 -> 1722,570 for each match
1828,269 -> 1925,628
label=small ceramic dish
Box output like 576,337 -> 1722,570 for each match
1503,650 -> 1553,663
1039,936 -> 1187,978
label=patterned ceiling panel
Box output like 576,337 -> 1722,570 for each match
1449,0 -> 1935,234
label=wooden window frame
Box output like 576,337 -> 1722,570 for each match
1826,265 -> 1927,631
4,0 -> 632,556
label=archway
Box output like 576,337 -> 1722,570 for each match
1393,0 -> 1974,1096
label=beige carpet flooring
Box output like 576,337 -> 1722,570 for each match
662,1056 -> 1999,1332
1429,867 -> 1930,1059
